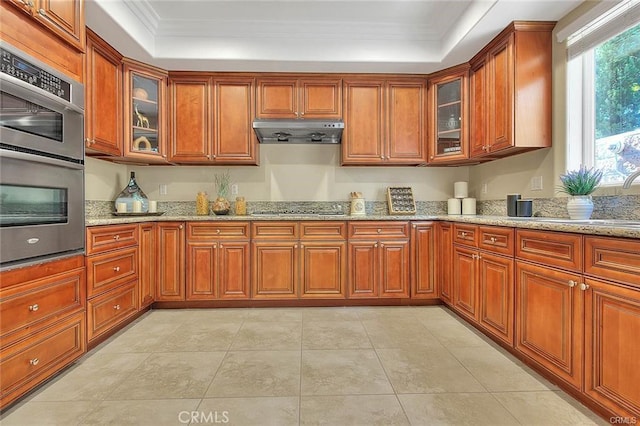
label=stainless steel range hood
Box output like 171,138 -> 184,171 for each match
252,119 -> 344,144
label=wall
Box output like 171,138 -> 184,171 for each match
84,145 -> 470,203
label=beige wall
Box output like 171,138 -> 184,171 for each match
85,145 -> 470,202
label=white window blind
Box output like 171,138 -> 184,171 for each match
567,0 -> 640,60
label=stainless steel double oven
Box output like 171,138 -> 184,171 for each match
0,41 -> 85,268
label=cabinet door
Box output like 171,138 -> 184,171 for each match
379,240 -> 410,298
488,34 -> 514,152
168,76 -> 211,162
469,59 -> 488,158
300,78 -> 342,118
342,80 -> 385,165
515,261 -> 583,389
252,242 -> 298,299
256,78 -> 297,118
214,78 -> 258,164
186,242 -> 217,300
452,245 -> 478,321
584,278 -> 640,418
156,223 -> 186,301
84,30 -> 122,156
33,0 -> 85,51
300,242 -> 346,299
138,223 -> 155,309
348,241 -> 378,298
478,252 -> 514,346
437,222 -> 453,304
411,223 -> 436,299
387,80 -> 427,164
218,241 -> 250,299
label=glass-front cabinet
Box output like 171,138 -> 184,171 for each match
123,59 -> 168,163
428,65 -> 469,164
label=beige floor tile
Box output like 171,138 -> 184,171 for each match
362,319 -> 444,349
377,347 -> 486,393
206,350 -> 301,397
151,307 -> 249,323
300,395 -> 409,426
355,306 -> 418,321
493,391 -> 609,425
198,397 -> 299,426
302,320 -> 372,349
399,393 -> 520,426
155,321 -> 242,352
106,351 -> 225,399
32,352 -> 149,401
302,307 -> 361,322
99,319 -> 183,353
449,345 -> 555,392
301,349 -> 393,395
411,306 -> 460,322
245,307 -> 304,322
419,318 -> 489,347
0,401 -> 98,425
79,399 -> 201,426
230,321 -> 301,350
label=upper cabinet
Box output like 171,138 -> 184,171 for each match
469,22 -> 554,159
256,77 -> 342,119
84,29 -> 123,157
427,65 -> 469,164
342,77 -> 427,166
5,0 -> 85,52
168,73 -> 258,165
123,59 -> 168,163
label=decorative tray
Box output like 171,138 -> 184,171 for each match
387,187 -> 416,215
112,212 -> 165,217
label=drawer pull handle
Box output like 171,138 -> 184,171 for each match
579,283 -> 590,291
113,235 -> 120,241
377,229 -> 382,233
29,304 -> 39,311
114,304 -> 121,310
113,266 -> 120,272
216,229 -> 221,234
30,358 -> 39,366
489,237 -> 496,243
461,232 -> 467,237
568,280 -> 577,287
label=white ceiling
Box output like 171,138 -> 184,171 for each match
86,0 -> 582,73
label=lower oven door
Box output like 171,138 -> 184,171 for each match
0,149 -> 84,267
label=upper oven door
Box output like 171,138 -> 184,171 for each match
0,75 -> 84,162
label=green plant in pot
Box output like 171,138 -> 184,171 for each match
211,170 -> 231,215
557,165 -> 603,220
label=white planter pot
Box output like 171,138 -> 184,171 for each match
567,195 -> 594,220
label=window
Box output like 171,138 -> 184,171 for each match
566,1 -> 640,186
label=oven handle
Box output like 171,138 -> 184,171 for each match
1,149 -> 84,170
0,74 -> 84,115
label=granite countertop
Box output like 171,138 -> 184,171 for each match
85,214 -> 640,239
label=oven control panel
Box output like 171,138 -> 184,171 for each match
0,48 -> 71,102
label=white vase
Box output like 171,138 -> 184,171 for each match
566,195 -> 594,220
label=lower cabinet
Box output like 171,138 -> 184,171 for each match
86,281 -> 138,342
252,241 -> 299,299
300,241 -> 347,298
138,223 -> 156,308
156,222 -> 186,301
436,222 -> 453,303
410,222 -> 436,299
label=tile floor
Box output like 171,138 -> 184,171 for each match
1,306 -> 607,426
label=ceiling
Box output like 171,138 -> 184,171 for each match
85,0 -> 582,74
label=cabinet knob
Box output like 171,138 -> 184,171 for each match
29,358 -> 39,366
38,8 -> 45,16
430,156 -> 434,160
179,225 -> 183,229
114,304 -> 121,310
460,231 -> 467,237
489,237 -> 496,243
377,229 -> 382,233
212,244 -> 217,248
568,280 -> 577,287
300,112 -> 305,116
579,283 -> 590,291
28,303 -> 39,312
113,235 -> 120,240
113,266 -> 120,272
216,229 -> 221,234
374,243 -> 378,248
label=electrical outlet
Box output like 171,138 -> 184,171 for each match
231,184 -> 238,196
159,184 -> 168,195
530,176 -> 543,191
482,183 -> 488,194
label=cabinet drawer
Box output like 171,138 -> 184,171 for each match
479,226 -> 514,255
86,225 -> 138,255
584,236 -> 640,288
453,224 -> 479,247
87,281 -> 138,342
187,222 -> 250,240
251,222 -> 299,239
348,222 -> 409,239
301,222 -> 347,240
0,313 -> 85,408
0,268 -> 85,340
86,248 -> 138,298
516,230 -> 582,271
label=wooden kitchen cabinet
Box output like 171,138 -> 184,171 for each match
469,22 -> 554,159
186,223 -> 250,300
84,29 -> 123,157
436,222 -> 453,304
156,222 -> 186,301
138,223 -> 156,308
168,74 -> 258,164
347,222 -> 410,298
86,280 -> 137,342
427,65 -> 470,164
410,222 -> 436,299
452,244 -> 478,320
251,222 -> 300,299
123,59 -> 168,163
300,222 -> 347,299
256,77 -> 342,118
342,77 -> 427,165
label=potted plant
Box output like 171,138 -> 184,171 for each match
211,170 -> 231,215
557,165 -> 603,220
